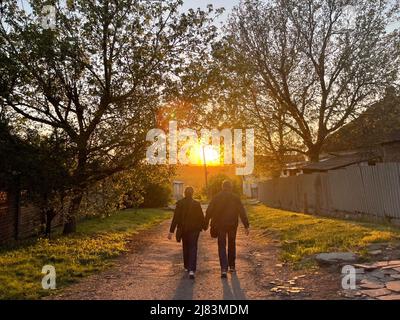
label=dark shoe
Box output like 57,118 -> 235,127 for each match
221,271 -> 227,279
189,271 -> 195,279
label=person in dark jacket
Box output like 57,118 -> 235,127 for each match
204,180 -> 249,278
168,186 -> 205,279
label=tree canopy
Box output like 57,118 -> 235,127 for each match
210,0 -> 400,165
0,0 -> 221,232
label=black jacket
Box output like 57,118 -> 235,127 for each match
170,197 -> 205,233
205,191 -> 249,230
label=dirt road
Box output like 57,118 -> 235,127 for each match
49,219 -> 342,300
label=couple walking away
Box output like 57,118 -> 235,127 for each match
168,180 -> 250,280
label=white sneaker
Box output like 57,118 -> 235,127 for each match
189,271 -> 195,279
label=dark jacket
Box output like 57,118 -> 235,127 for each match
205,191 -> 249,230
170,197 -> 205,233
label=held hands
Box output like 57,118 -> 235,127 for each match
167,232 -> 173,240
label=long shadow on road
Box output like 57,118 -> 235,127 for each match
222,274 -> 246,300
173,275 -> 194,300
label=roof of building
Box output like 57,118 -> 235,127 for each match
381,131 -> 400,145
302,152 -> 380,172
282,162 -> 308,171
323,90 -> 400,152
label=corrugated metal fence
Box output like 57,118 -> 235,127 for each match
258,163 -> 400,220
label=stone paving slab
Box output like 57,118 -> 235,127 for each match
316,252 -> 358,264
353,263 -> 378,271
359,280 -> 385,289
386,281 -> 400,292
368,250 -> 382,256
382,264 -> 400,270
337,243 -> 400,300
360,288 -> 392,298
377,294 -> 400,300
343,259 -> 400,300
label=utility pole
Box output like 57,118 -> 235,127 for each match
202,145 -> 208,197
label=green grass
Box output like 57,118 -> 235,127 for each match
0,208 -> 171,300
249,205 -> 400,268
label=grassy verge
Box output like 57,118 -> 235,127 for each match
249,204 -> 400,268
0,208 -> 171,299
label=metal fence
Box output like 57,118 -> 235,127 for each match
258,163 -> 400,220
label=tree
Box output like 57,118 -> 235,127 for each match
202,40 -> 303,172
324,87 -> 400,151
0,118 -> 71,238
0,0 -> 220,233
222,0 -> 400,161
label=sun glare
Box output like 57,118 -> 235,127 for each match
189,144 -> 220,166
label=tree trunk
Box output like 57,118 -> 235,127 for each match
45,208 -> 57,239
307,145 -> 322,162
63,216 -> 77,235
308,153 -> 319,162
63,145 -> 87,234
63,191 -> 83,234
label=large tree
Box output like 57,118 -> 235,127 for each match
200,40 -> 300,172
221,0 -> 400,161
0,0 -> 220,233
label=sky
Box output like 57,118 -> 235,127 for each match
17,0 -> 240,25
182,0 -> 240,24
14,0 -> 400,31
182,0 -> 400,32
182,0 -> 239,14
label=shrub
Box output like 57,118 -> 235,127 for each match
140,183 -> 171,208
205,174 -> 242,199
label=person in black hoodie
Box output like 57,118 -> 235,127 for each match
204,180 -> 249,278
168,186 -> 205,279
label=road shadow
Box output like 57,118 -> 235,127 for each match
222,274 -> 246,300
222,278 -> 235,299
231,274 -> 246,299
173,273 -> 194,300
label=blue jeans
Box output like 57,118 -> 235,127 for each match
217,227 -> 237,272
182,231 -> 200,272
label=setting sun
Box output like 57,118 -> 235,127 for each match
189,144 -> 220,166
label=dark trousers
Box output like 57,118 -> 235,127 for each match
182,231 -> 200,272
217,227 -> 237,272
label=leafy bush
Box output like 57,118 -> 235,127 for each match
140,183 -> 171,208
80,165 -> 173,215
205,174 -> 242,199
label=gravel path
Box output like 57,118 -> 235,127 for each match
48,219 -> 342,300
